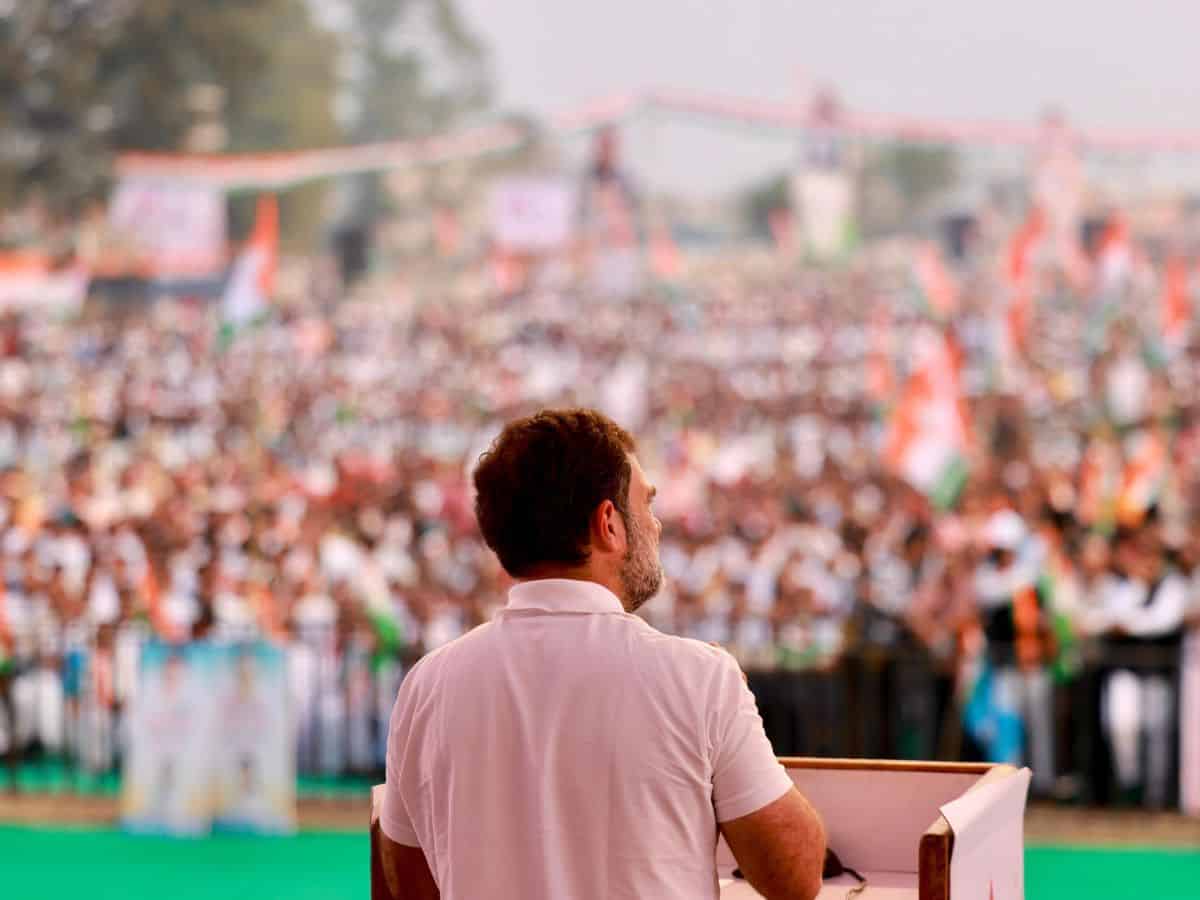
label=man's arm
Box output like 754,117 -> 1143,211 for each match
719,787 -> 826,900
707,648 -> 825,900
378,832 -> 440,900
377,670 -> 438,900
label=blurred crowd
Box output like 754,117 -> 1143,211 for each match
0,244 -> 1198,811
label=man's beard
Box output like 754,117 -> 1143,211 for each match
618,513 -> 663,613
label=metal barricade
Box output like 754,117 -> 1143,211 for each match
1,629 -> 1190,812
744,641 -> 1188,809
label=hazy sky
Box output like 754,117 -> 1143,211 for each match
457,0 -> 1200,192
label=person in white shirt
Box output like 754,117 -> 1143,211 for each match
1179,536 -> 1200,815
1097,528 -> 1187,808
380,408 -> 825,900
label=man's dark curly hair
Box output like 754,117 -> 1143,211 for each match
473,408 -> 636,577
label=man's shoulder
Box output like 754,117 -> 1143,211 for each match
404,622 -> 497,684
627,618 -> 736,675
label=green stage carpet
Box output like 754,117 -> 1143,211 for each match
0,826 -> 1195,899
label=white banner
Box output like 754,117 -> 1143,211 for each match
792,170 -> 854,261
122,640 -> 296,836
211,643 -> 295,833
490,177 -> 577,251
0,266 -> 88,312
121,642 -> 214,836
109,179 -> 227,277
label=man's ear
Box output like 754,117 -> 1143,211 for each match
591,499 -> 626,555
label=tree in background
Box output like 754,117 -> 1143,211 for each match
0,0 -> 491,251
742,172 -> 791,242
338,0 -> 490,227
223,2 -> 343,249
343,0 -> 488,143
858,143 -> 960,238
0,0 -> 340,218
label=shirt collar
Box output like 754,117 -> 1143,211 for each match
506,578 -> 626,614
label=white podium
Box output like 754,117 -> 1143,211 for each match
716,759 -> 1031,900
370,758 -> 1030,900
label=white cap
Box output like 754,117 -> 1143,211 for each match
984,510 -> 1027,551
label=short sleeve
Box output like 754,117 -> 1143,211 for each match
709,654 -> 795,823
379,687 -> 422,847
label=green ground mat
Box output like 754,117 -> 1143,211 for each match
0,825 -> 366,900
0,827 -> 1196,900
1025,845 -> 1200,900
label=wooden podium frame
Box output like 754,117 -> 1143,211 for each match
369,758 -> 1016,900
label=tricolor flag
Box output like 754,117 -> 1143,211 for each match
911,242 -> 958,320
1077,435 -> 1121,530
883,326 -> 971,508
0,582 -> 11,674
1037,566 -> 1081,684
1160,256 -> 1191,355
1116,429 -> 1169,527
221,194 -> 278,337
1004,210 -> 1045,356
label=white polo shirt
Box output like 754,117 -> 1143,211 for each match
382,578 -> 793,900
